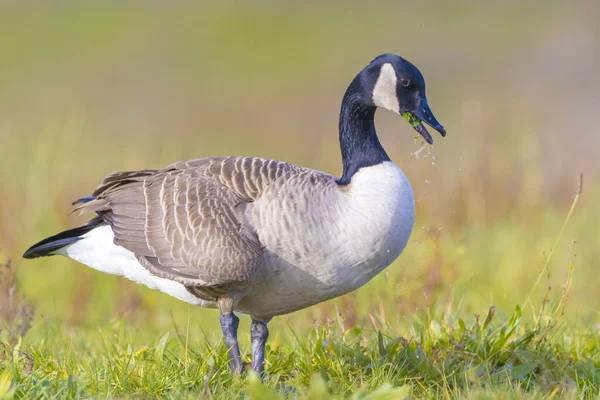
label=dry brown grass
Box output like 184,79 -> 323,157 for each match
0,256 -> 34,347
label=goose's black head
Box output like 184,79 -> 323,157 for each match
355,53 -> 446,144
337,54 -> 446,184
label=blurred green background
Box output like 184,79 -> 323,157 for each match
1,1 -> 599,342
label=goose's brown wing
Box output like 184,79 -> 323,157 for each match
74,156 -> 299,289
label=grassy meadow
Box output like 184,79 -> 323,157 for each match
1,1 -> 599,398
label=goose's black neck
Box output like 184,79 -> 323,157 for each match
337,79 -> 390,185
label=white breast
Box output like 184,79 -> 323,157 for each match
332,161 -> 415,287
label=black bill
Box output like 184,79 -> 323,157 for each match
402,100 -> 446,144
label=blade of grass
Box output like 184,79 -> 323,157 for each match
523,174 -> 583,321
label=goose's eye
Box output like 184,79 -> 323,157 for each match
399,78 -> 411,88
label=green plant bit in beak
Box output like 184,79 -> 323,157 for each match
402,112 -> 420,128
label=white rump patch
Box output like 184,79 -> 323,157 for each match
372,63 -> 400,113
57,225 -> 209,306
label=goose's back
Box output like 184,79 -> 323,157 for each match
75,156 -> 306,298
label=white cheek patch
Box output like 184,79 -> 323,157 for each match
372,63 -> 400,114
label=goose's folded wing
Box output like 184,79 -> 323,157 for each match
75,156 -> 298,287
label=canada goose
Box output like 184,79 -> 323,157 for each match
24,53 -> 446,375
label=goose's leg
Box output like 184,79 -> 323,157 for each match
220,312 -> 244,374
250,318 -> 269,375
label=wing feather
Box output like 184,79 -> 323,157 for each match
73,157 -> 301,288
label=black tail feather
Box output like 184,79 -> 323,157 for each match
23,216 -> 106,259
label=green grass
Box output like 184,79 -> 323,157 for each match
2,301 -> 599,398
